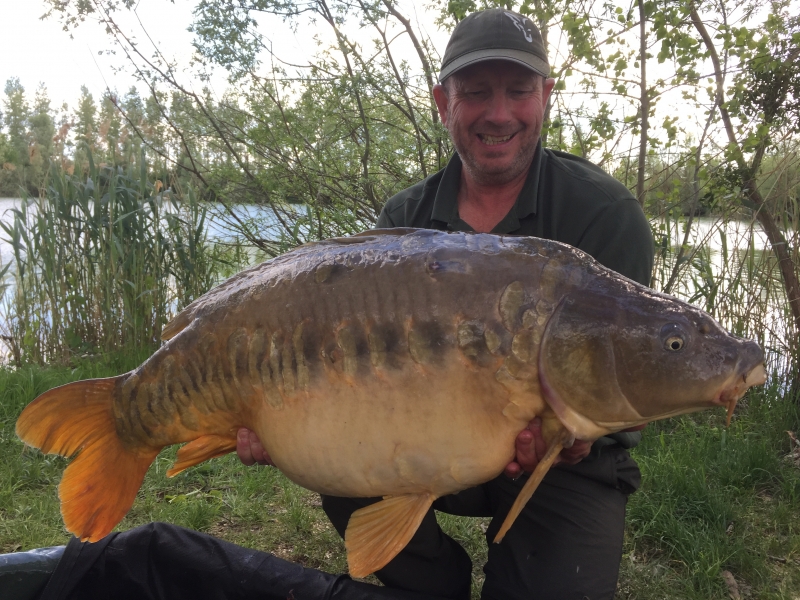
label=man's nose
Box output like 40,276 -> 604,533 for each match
484,92 -> 513,123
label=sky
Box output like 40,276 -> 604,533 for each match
0,0 -> 764,163
0,1 -> 194,106
0,0 -> 448,110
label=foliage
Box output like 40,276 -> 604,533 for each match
23,0 -> 453,250
22,0 -> 798,352
0,78 -> 177,197
0,152 -> 227,365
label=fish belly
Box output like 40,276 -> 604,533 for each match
255,354 -> 536,499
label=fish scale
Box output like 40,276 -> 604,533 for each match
16,228 -> 766,579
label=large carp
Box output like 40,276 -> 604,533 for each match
17,228 -> 766,577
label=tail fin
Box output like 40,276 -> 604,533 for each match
16,376 -> 159,542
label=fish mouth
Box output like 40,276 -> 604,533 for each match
713,363 -> 767,426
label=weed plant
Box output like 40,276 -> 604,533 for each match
1,356 -> 798,598
0,153 -> 224,365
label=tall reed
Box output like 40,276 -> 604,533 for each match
0,152 -> 222,365
652,211 -> 795,378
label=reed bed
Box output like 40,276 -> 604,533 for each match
0,155 -> 226,365
652,210 -> 797,379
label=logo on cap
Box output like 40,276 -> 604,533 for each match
503,11 -> 533,43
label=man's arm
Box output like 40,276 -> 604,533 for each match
375,206 -> 395,229
577,198 -> 654,286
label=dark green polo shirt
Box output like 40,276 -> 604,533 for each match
376,144 -> 655,449
377,143 -> 654,287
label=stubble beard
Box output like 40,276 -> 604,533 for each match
449,123 -> 540,187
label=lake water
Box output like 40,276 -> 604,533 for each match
0,196 -> 776,261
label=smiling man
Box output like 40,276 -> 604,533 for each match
239,8 -> 654,600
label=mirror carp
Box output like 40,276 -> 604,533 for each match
16,228 -> 767,578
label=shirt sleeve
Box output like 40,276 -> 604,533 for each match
576,198 -> 654,287
375,208 -> 396,229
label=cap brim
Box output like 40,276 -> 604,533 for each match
439,49 -> 550,82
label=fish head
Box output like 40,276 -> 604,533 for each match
538,279 -> 767,440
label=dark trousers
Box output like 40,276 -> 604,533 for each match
322,445 -> 641,600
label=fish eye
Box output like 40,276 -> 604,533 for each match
665,336 -> 684,351
660,323 -> 686,352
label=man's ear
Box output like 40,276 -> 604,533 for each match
432,84 -> 449,127
542,78 -> 556,106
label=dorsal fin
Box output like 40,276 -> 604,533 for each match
161,311 -> 193,341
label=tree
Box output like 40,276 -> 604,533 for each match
29,84 -> 56,187
685,0 -> 800,359
73,85 -> 98,174
3,78 -> 30,168
143,88 -> 168,171
120,87 -> 144,165
99,91 -> 122,165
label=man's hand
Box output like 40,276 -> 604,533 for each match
503,417 -> 592,478
236,428 -> 274,466
503,418 -> 648,478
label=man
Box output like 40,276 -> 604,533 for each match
3,8 -> 651,599
238,8 -> 653,600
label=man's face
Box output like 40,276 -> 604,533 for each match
433,61 -> 555,186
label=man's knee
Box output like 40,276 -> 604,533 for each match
480,448 -> 636,599
321,495 -> 472,600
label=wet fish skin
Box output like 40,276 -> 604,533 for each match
15,228 -> 766,578
109,229 -> 580,497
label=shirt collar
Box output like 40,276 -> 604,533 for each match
429,142 -> 544,233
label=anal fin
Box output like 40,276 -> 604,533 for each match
167,434 -> 238,477
345,492 -> 435,578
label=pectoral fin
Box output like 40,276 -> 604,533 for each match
345,492 -> 435,578
167,433 -> 238,477
493,427 -> 572,544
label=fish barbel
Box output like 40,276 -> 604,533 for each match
16,228 -> 766,577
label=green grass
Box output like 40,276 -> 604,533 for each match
620,385 -> 800,599
1,355 -> 798,598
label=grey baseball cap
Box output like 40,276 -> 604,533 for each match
439,9 -> 550,82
